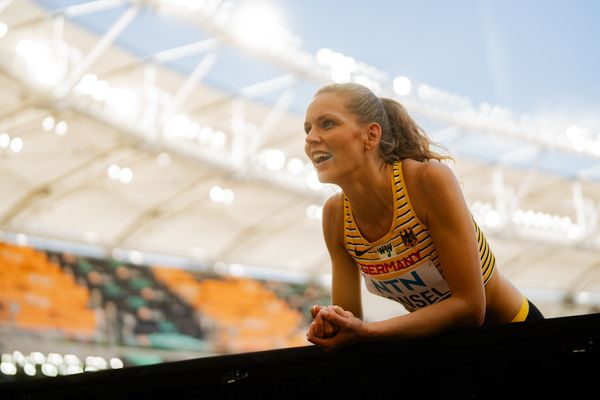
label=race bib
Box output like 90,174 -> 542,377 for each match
364,260 -> 451,312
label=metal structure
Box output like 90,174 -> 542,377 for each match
0,0 -> 599,320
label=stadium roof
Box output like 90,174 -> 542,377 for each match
1,0 -> 599,320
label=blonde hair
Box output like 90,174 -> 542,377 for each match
315,83 -> 451,163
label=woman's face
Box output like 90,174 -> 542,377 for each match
304,92 -> 366,184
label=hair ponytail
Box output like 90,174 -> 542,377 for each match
315,83 -> 451,163
379,98 -> 450,162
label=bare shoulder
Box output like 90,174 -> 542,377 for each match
419,160 -> 458,192
322,191 -> 344,218
403,159 -> 462,225
404,158 -> 457,192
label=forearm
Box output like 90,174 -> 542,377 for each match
363,297 -> 483,341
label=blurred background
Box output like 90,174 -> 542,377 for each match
1,0 -> 599,381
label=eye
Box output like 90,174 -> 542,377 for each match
304,124 -> 311,135
323,119 -> 336,129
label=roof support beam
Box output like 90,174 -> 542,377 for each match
55,4 -> 139,98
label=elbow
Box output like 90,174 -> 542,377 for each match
461,298 -> 486,328
471,308 -> 486,327
471,301 -> 486,327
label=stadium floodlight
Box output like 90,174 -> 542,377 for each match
42,116 -> 56,131
9,137 -> 22,153
0,361 -> 17,375
229,0 -> 288,51
263,148 -> 286,171
286,157 -> 305,175
393,76 -> 412,96
14,39 -> 74,87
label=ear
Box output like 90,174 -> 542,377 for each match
364,122 -> 382,151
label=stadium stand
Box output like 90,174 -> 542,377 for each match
0,241 -> 332,382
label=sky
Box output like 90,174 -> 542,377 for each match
277,0 -> 600,126
31,0 -> 600,131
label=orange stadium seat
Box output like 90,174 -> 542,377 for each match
0,242 -> 98,337
152,266 -> 307,352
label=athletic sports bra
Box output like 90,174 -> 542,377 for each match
343,161 -> 495,312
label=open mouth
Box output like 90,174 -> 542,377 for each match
312,152 -> 332,165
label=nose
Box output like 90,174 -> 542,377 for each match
305,129 -> 321,144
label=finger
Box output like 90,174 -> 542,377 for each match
323,319 -> 336,337
310,305 -> 322,319
314,313 -> 325,338
320,307 -> 345,326
333,306 -> 354,318
306,332 -> 334,350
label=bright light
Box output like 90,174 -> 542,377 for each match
575,291 -> 591,304
12,351 -> 24,365
92,80 -> 110,102
210,186 -> 235,204
107,164 -> 120,180
94,357 -> 107,370
222,188 -> 235,204
119,167 -> 133,184
30,352 -> 45,365
47,353 -> 63,366
393,76 -> 412,96
64,354 -> 81,366
129,251 -> 144,265
15,39 -> 69,86
231,1 -> 286,49
23,363 -> 36,376
109,358 -> 124,369
107,88 -> 141,118
209,186 -> 225,203
286,157 -> 305,175
41,363 -> 58,377
10,137 -> 23,153
66,365 -> 83,374
484,209 -> 502,228
107,164 -> 133,183
16,233 -> 28,246
264,148 -> 286,170
55,120 -> 68,136
0,362 -> 17,375
0,22 -> 7,39
229,263 -> 246,277
42,116 -> 55,131
77,74 -> 98,95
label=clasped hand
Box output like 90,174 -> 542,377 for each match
306,304 -> 364,351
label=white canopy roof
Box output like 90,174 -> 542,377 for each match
1,1 -> 599,320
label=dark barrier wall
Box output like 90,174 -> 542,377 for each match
1,313 -> 599,399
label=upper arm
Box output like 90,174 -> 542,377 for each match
420,163 -> 486,321
321,194 -> 363,319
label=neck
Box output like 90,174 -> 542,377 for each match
338,159 -> 394,224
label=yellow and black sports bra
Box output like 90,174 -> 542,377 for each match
343,161 -> 496,312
